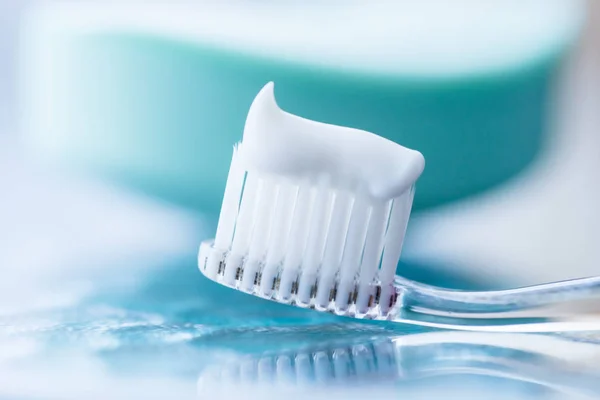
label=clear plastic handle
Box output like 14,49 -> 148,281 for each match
388,275 -> 600,332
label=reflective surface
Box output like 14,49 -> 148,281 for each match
198,331 -> 600,399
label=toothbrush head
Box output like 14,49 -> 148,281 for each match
198,82 -> 424,319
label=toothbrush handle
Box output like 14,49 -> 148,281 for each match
391,275 -> 600,332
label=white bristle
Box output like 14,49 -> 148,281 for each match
259,183 -> 298,296
355,200 -> 392,313
278,184 -> 315,300
333,196 -> 371,310
213,146 -> 245,250
241,178 -> 277,291
378,188 -> 415,313
297,184 -> 334,305
247,179 -> 277,260
202,153 -> 416,317
206,146 -> 245,278
223,173 -> 260,285
312,192 -> 353,306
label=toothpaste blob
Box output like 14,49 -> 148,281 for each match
241,82 -> 425,200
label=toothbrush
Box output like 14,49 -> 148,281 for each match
198,82 -> 600,333
197,332 -> 600,397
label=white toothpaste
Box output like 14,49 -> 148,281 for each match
241,82 -> 425,201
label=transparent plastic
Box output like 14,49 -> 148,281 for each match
199,240 -> 600,332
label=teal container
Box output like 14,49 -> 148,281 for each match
20,3 -> 584,213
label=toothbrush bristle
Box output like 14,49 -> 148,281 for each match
200,143 -> 415,318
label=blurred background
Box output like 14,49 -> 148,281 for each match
1,1 -> 600,399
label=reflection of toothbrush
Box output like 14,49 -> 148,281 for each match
197,332 -> 600,397
198,82 -> 600,332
